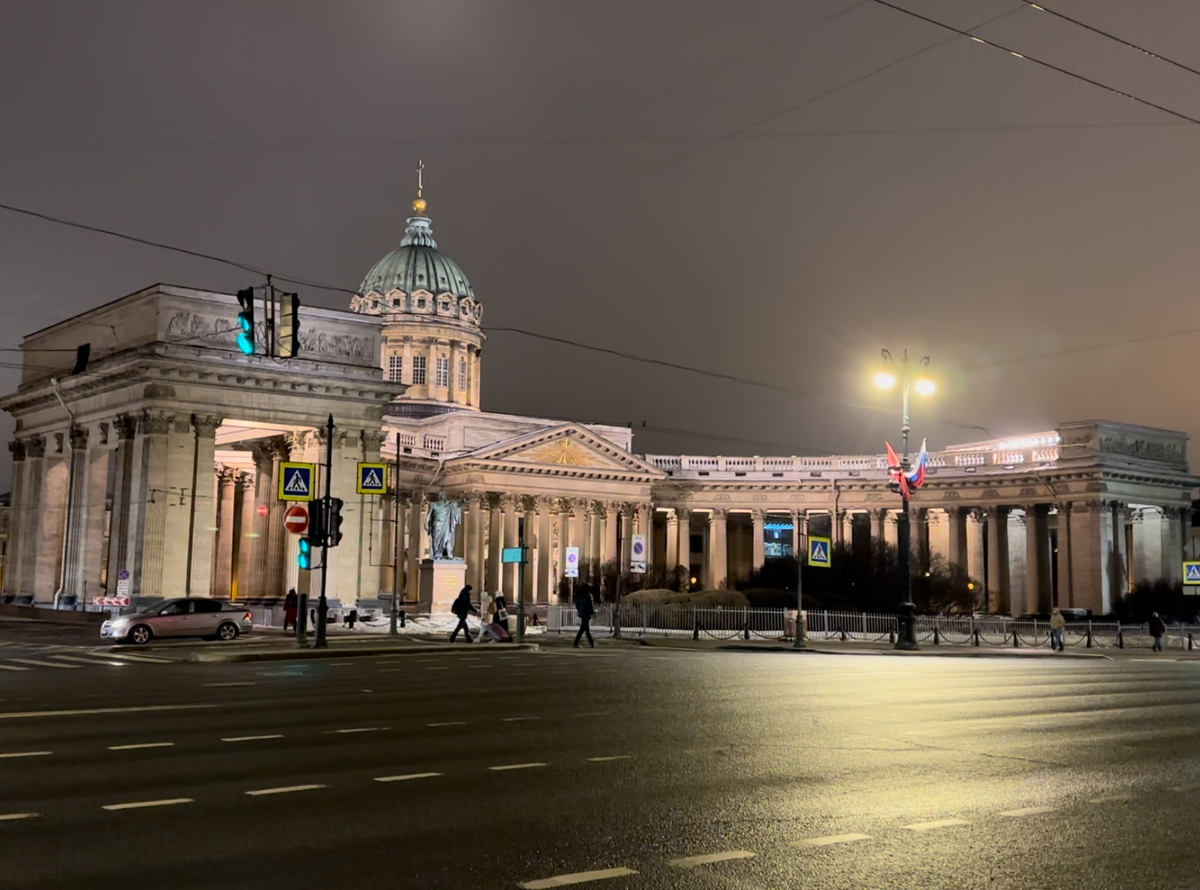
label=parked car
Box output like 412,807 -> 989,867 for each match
101,598 -> 253,644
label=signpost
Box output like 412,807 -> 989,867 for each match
1185,561 -> 1200,593
278,462 -> 316,502
115,569 -> 131,600
357,462 -> 388,495
565,547 -> 579,578
283,505 -> 309,535
502,547 -> 531,644
630,535 -> 646,574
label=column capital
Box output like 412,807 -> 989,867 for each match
68,425 -> 89,451
555,497 -> 575,515
25,435 -> 46,459
113,414 -> 138,441
288,430 -> 309,452
666,509 -> 680,525
360,429 -> 388,449
485,491 -> 504,510
520,494 -> 540,513
237,470 -> 256,491
190,414 -> 222,437
708,508 -> 729,521
674,507 -> 691,521
7,439 -> 26,462
218,465 -> 239,485
138,411 -> 173,436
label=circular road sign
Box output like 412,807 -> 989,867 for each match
632,539 -> 645,557
257,504 -> 269,518
283,505 -> 309,535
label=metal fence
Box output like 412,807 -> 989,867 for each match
546,604 -> 1200,650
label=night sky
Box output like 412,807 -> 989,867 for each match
3,0 -> 1199,492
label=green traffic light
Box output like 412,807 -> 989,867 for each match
298,538 -> 312,570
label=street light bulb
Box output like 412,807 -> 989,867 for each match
914,377 -> 937,396
874,370 -> 897,390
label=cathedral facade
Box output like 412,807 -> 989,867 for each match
3,193 -> 1197,617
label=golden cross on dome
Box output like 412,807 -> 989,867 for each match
413,159 -> 428,215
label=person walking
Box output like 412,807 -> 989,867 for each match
574,584 -> 595,649
1149,612 -> 1167,652
283,588 -> 299,633
449,584 -> 478,643
1048,607 -> 1066,652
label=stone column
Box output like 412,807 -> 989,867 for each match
883,511 -> 898,549
407,493 -> 425,604
1111,502 -> 1131,601
1063,499 -> 1118,615
185,416 -> 220,597
913,508 -> 930,574
751,510 -> 765,572
464,495 -> 484,594
233,471 -> 256,599
486,493 -> 502,595
17,437 -> 45,598
1160,507 -> 1185,585
1024,504 -> 1052,613
1130,508 -> 1163,586
557,499 -> 573,595
447,340 -> 459,404
619,503 -> 634,575
986,507 -> 1011,613
104,417 -> 137,592
1007,511 -> 1027,615
603,503 -> 619,567
706,509 -> 728,589
638,504 -> 653,571
676,509 -> 691,582
840,512 -> 854,552
58,426 -> 91,603
666,510 -> 680,569
242,441 -> 273,601
967,510 -> 986,587
536,497 -> 553,603
791,510 -> 801,561
260,437 -> 291,600
32,435 -> 70,603
927,509 -> 950,568
501,495 -> 520,597
945,506 -> 967,572
3,441 -> 27,598
214,467 -> 238,598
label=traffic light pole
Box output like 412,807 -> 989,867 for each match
314,413 -> 334,648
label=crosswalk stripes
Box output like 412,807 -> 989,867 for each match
0,648 -> 174,672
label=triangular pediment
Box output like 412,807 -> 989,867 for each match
455,424 -> 664,478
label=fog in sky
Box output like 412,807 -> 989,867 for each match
3,0 -> 1200,490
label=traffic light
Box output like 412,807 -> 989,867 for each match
298,536 -> 316,570
327,497 -> 344,547
279,292 -> 301,358
236,287 -> 256,355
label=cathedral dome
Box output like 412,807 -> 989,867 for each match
359,215 -> 474,300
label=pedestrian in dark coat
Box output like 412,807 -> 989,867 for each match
574,585 -> 595,649
450,585 -> 478,643
283,589 -> 299,633
1149,612 -> 1167,652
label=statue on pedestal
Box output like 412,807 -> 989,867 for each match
426,492 -> 463,561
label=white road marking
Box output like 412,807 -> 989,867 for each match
1132,658 -> 1176,663
573,711 -> 608,718
1089,794 -> 1133,803
374,772 -> 443,783
521,867 -> 639,888
668,850 -> 756,868
0,751 -> 52,759
202,682 -> 256,688
792,833 -> 872,847
0,664 -> 31,672
999,807 -> 1058,818
103,652 -> 172,663
904,819 -> 971,831
222,734 -> 284,743
108,742 -> 175,751
489,763 -> 546,771
102,798 -> 193,811
0,813 -> 40,821
587,755 -> 631,762
7,658 -> 81,669
48,654 -> 131,667
503,716 -> 539,722
331,727 -> 388,734
0,704 -> 218,721
427,721 -> 469,727
245,784 -> 326,796
425,666 -> 449,671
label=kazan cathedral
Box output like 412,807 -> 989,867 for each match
2,183 -> 1197,618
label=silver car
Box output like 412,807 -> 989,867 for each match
101,598 -> 253,645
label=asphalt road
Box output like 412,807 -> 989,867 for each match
4,644 -> 1200,889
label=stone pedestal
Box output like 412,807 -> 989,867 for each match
420,559 -> 466,614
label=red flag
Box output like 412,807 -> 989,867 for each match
885,441 -> 910,498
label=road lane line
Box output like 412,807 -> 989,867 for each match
202,682 -> 256,688
587,756 -> 631,762
427,721 -> 469,727
0,813 -> 40,821
1171,783 -> 1200,792
0,751 -> 52,759
222,734 -> 284,743
668,850 -> 756,868
0,704 -> 219,721
425,666 -> 449,671
521,867 -> 639,888
331,727 -> 388,734
245,784 -> 327,796
48,654 -> 132,666
7,658 -> 81,669
374,772 -> 443,783
999,807 -> 1058,818
108,742 -> 175,751
502,716 -> 539,722
103,653 -> 172,663
489,763 -> 546,771
1089,794 -> 1133,803
0,665 -> 31,672
792,833 -> 872,847
102,798 -> 193,811
573,712 -> 607,718
904,819 -> 971,831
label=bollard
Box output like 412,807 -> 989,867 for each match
1117,630 -> 1124,649
399,608 -> 406,629
889,629 -> 895,644
692,607 -> 699,641
1086,627 -> 1093,648
973,628 -> 980,647
933,626 -> 940,645
840,628 -> 847,642
743,608 -> 750,641
1012,631 -> 1020,648
1190,633 -> 1195,652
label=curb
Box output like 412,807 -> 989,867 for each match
185,642 -> 541,663
714,644 -> 1112,659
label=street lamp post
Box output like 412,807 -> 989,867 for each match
875,349 -> 935,651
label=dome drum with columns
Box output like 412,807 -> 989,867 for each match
351,184 -> 485,416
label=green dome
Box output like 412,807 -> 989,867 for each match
359,216 -> 474,299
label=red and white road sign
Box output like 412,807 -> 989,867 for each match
283,504 -> 309,535
94,596 -> 131,607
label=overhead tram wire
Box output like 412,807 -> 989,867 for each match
868,0 -> 1200,128
1015,1 -> 1200,80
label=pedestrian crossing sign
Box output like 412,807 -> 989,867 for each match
1184,561 -> 1200,585
357,462 -> 388,495
278,462 -> 315,502
809,536 -> 832,568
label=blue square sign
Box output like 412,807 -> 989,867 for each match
809,536 -> 832,568
278,462 -> 315,502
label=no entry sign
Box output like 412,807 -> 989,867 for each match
283,505 -> 309,535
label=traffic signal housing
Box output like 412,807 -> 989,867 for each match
327,497 -> 344,547
279,292 -> 301,358
298,536 -> 317,570
236,287 -> 256,355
